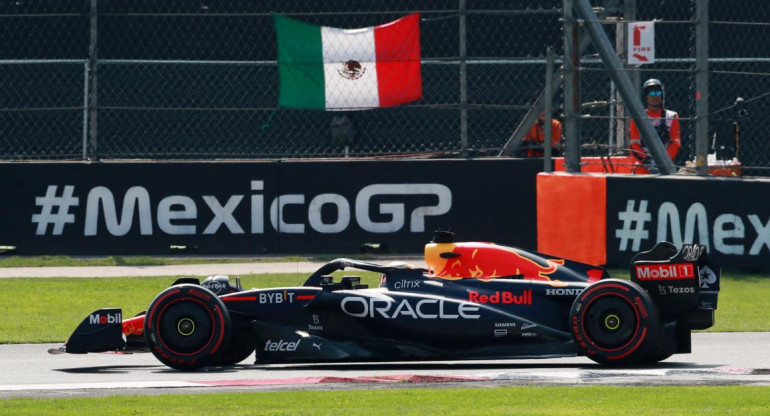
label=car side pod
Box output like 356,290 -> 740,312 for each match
49,308 -> 126,354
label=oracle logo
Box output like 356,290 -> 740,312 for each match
341,296 -> 480,320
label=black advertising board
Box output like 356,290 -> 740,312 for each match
0,159 -> 541,255
607,175 -> 770,271
0,162 -> 281,255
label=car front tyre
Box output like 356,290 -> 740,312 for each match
144,284 -> 230,370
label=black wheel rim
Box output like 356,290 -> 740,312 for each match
157,300 -> 214,355
583,295 -> 637,350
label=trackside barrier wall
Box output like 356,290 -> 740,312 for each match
0,159 -> 540,255
538,172 -> 770,272
537,173 -> 607,266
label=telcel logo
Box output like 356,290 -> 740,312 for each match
89,312 -> 121,325
264,339 -> 301,352
636,263 -> 695,280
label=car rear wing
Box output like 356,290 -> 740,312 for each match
630,242 -> 720,328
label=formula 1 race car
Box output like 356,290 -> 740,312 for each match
50,231 -> 720,370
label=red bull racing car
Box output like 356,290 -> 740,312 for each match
51,231 -> 720,370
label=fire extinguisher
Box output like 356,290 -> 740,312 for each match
633,25 -> 645,46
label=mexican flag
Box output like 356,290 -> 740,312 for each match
274,13 -> 422,110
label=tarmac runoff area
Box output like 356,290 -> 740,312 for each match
0,257 -> 428,278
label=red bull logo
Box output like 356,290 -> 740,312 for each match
122,315 -> 145,336
468,290 -> 532,305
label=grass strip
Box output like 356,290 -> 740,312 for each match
0,272 -> 766,344
0,255 -> 312,268
2,385 -> 770,415
0,272 -> 381,344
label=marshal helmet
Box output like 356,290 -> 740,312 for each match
643,78 -> 665,101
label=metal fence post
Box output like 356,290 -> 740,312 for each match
624,0 -> 639,154
695,0 -> 709,175
563,0 -> 581,172
82,62 -> 89,159
544,46 -> 555,172
87,0 -> 98,161
459,0 -> 468,157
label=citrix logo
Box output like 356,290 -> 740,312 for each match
77,181 -> 451,236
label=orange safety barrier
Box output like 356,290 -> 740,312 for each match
553,156 -> 638,173
537,173 -> 607,265
554,156 -> 742,177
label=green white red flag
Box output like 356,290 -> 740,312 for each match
274,13 -> 422,110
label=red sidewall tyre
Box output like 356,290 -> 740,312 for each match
144,284 -> 230,370
569,279 -> 659,365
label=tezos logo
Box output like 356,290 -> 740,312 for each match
89,312 -> 121,325
659,285 -> 696,295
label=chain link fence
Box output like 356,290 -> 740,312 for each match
571,0 -> 770,176
1,1 -> 769,175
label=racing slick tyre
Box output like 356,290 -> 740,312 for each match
569,279 -> 660,366
144,284 -> 231,370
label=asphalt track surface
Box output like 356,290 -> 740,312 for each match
2,333 -> 770,398
2,262 -> 768,398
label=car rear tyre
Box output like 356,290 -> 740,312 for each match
145,284 -> 230,370
569,279 -> 659,366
